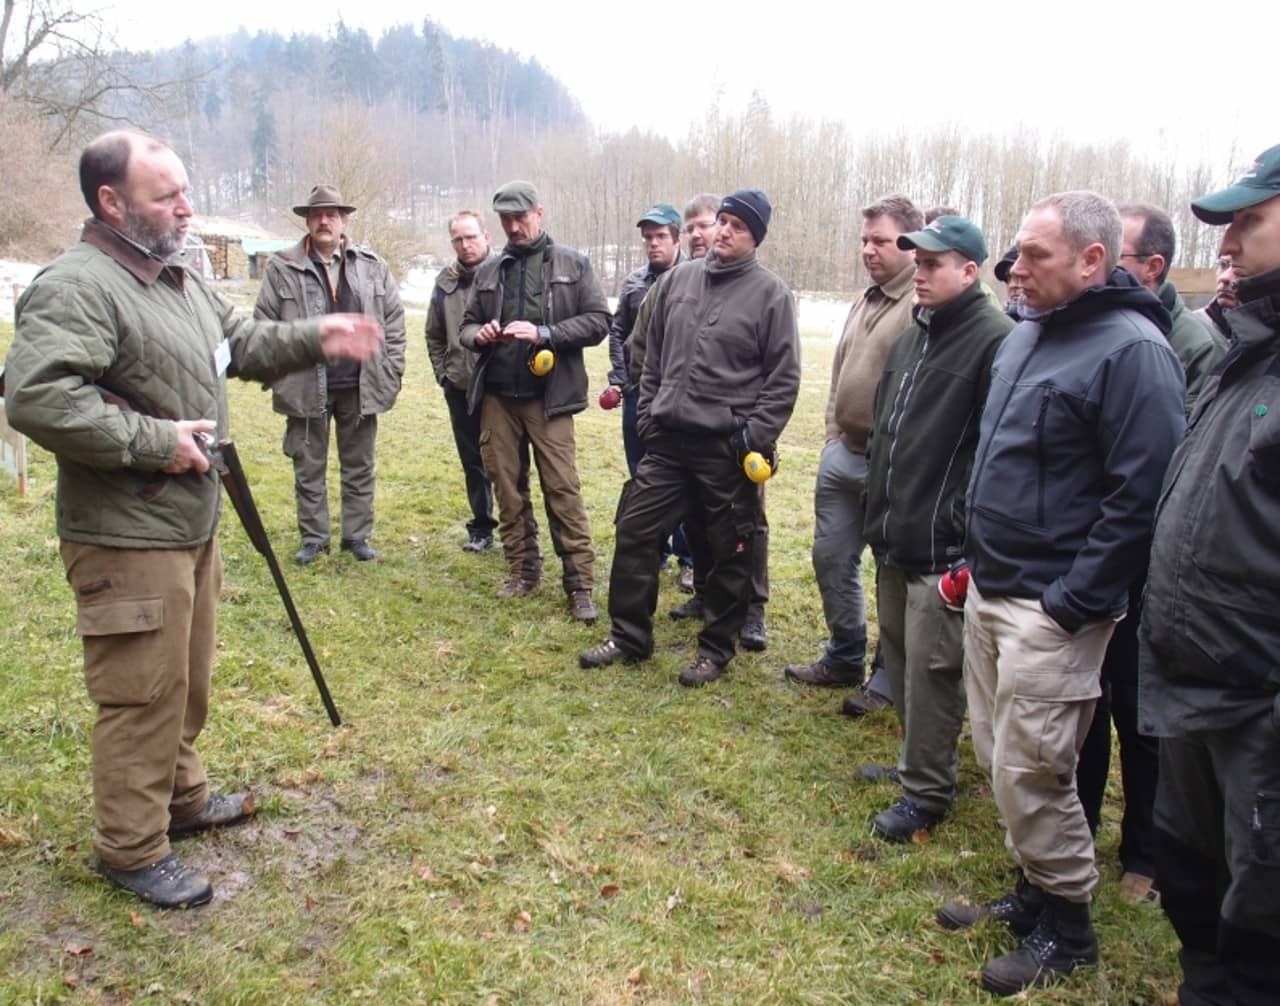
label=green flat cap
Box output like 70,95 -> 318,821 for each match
1191,144 -> 1280,224
493,180 -> 539,214
637,202 -> 681,228
897,215 -> 988,265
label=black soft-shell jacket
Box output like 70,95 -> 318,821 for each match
1140,267 -> 1280,735
965,268 -> 1186,633
864,283 -> 1013,574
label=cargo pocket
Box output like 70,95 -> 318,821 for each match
77,596 -> 166,706
1004,624 -> 1100,778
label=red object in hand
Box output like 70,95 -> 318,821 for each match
938,562 -> 970,611
599,386 -> 623,410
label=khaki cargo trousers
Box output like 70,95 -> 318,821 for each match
962,581 -> 1112,902
61,539 -> 218,871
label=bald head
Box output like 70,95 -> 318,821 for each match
80,130 -> 193,258
79,130 -> 171,219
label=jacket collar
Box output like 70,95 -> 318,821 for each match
1229,264 -> 1280,348
648,247 -> 685,281
277,234 -> 351,271
704,249 -> 757,277
1157,280 -> 1186,321
441,250 -> 495,292
80,217 -> 170,286
915,280 -> 987,332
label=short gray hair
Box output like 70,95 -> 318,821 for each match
1031,191 -> 1122,270
684,193 -> 720,220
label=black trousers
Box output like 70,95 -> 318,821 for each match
685,485 -> 769,610
1153,710 -> 1280,1005
1076,582 -> 1159,876
443,383 -> 496,536
608,434 -> 759,664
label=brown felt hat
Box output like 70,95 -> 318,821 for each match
292,184 -> 356,217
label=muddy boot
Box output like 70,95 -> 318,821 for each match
980,893 -> 1098,996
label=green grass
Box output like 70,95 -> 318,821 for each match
0,309 -> 1179,1004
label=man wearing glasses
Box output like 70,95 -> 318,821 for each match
426,210 -> 500,553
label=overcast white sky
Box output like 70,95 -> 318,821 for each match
104,0 -> 1273,172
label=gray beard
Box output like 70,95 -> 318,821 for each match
122,204 -> 183,260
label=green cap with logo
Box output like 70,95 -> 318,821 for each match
636,202 -> 681,228
897,215 -> 989,265
492,180 -> 539,214
1191,144 -> 1280,225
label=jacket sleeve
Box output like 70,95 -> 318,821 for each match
547,253 -> 609,351
459,274 -> 493,351
949,331 -> 1006,553
219,286 -> 325,385
743,285 -> 801,454
824,295 -> 862,441
635,278 -> 670,441
377,260 -> 407,383
5,276 -> 178,471
1178,315 -> 1227,414
253,260 -> 284,321
425,283 -> 448,385
1040,339 -> 1187,633
606,275 -> 637,387
627,283 -> 659,389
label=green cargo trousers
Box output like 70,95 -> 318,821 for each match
61,539 -> 219,871
876,565 -> 966,815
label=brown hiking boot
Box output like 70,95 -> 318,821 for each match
169,791 -> 255,838
841,682 -> 893,716
498,575 -> 539,599
783,657 -> 861,687
579,638 -> 645,669
678,653 -> 727,687
569,590 -> 598,623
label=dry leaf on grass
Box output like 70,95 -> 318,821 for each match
0,826 -> 30,849
626,965 -> 645,985
600,884 -> 620,900
910,829 -> 930,845
511,910 -> 531,933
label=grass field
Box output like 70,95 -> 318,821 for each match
0,306 -> 1179,1004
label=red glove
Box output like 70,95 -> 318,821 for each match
938,561 -> 970,612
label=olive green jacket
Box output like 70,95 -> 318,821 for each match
5,219 -> 326,548
254,236 -> 406,417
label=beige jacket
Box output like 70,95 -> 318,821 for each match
824,263 -> 916,451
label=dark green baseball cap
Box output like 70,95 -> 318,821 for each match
493,180 -> 539,214
897,215 -> 988,265
1191,144 -> 1280,224
636,202 -> 681,228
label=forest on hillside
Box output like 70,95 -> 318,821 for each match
0,2 -> 1240,291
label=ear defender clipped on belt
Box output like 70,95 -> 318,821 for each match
528,347 -> 555,376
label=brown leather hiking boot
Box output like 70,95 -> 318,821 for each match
841,681 -> 893,715
569,590 -> 597,623
678,653 -> 727,687
498,575 -> 539,599
783,657 -> 861,687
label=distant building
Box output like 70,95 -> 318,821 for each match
186,216 -> 293,281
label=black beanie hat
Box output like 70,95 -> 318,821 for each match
719,189 -> 772,245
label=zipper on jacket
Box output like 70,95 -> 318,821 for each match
1033,392 -> 1050,527
880,332 -> 929,549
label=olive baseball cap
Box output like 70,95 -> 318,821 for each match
1191,144 -> 1280,225
636,202 -> 681,228
897,215 -> 988,265
492,181 -> 539,214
